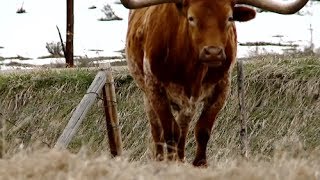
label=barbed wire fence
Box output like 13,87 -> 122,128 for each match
0,55 -> 320,160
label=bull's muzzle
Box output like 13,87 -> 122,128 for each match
199,46 -> 226,67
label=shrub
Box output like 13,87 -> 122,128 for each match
45,42 -> 64,57
98,4 -> 123,21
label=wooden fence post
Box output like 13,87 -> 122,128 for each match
101,63 -> 123,156
55,71 -> 107,149
237,59 -> 249,158
55,64 -> 123,158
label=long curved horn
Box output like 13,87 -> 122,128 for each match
236,0 -> 309,14
120,0 -> 181,9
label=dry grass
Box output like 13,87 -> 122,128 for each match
0,148 -> 319,180
0,54 -> 320,179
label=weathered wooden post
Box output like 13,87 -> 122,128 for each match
102,63 -> 123,156
66,0 -> 74,67
54,64 -> 123,157
237,59 -> 249,158
55,71 -> 107,149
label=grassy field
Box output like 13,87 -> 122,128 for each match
0,54 -> 320,179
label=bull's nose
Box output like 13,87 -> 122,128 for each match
200,46 -> 226,67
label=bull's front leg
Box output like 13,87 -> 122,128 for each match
176,112 -> 193,162
143,94 -> 165,161
193,79 -> 230,167
144,76 -> 181,160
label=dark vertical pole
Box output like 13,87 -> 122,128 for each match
66,0 -> 74,67
102,86 -> 119,157
237,59 -> 248,158
102,63 -> 123,157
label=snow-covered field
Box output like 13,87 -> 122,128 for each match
0,0 -> 319,69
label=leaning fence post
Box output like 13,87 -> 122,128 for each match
237,59 -> 249,158
54,70 -> 107,149
101,63 -> 123,156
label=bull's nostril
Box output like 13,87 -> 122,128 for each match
204,48 -> 211,56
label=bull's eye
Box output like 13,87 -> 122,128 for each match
187,16 -> 196,26
228,16 -> 234,22
188,16 -> 194,22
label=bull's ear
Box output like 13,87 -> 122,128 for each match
233,6 -> 256,22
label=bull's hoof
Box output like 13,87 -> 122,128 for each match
177,157 -> 186,163
155,154 -> 164,161
167,152 -> 179,161
192,158 -> 208,167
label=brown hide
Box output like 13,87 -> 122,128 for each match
125,0 -> 255,166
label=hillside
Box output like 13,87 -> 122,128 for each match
0,54 -> 320,179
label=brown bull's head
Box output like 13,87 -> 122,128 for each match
120,0 -> 309,65
181,0 -> 256,66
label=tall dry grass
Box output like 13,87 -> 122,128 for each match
0,148 -> 319,180
0,54 -> 319,179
